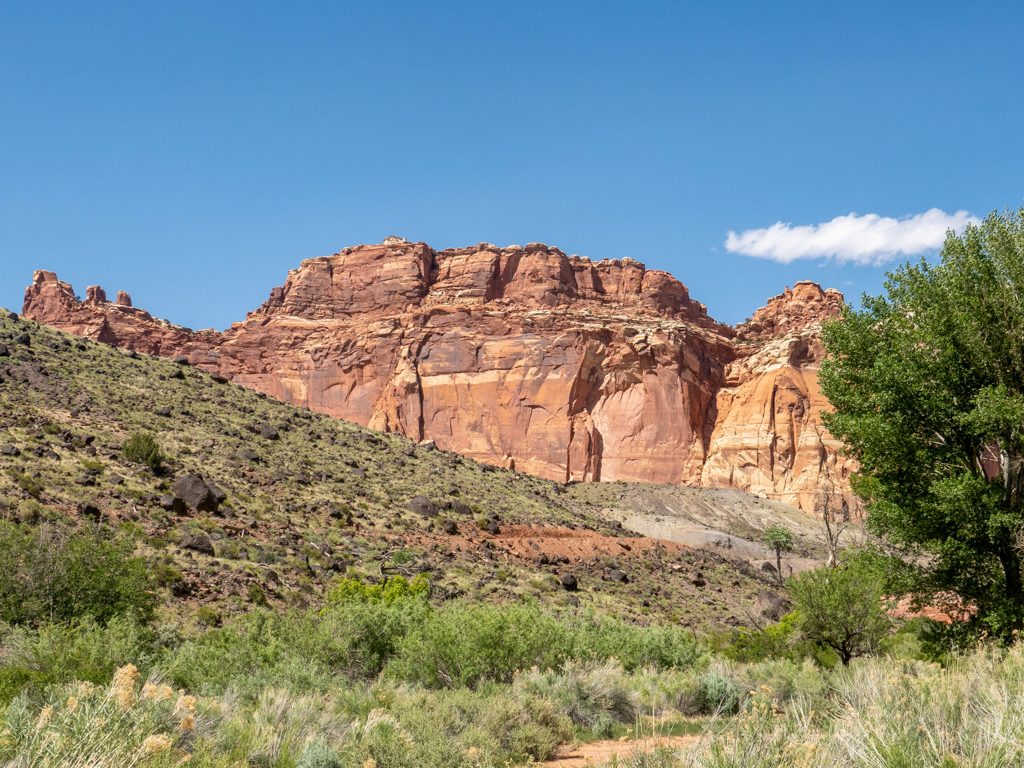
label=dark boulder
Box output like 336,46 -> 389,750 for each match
154,406 -> 172,417
607,569 -> 629,583
171,474 -> 220,513
560,573 -> 578,591
207,482 -> 227,504
78,502 -> 102,521
211,374 -> 229,384
409,496 -> 436,517
443,520 -> 458,535
158,494 -> 188,515
236,449 -> 260,463
14,333 -> 30,346
0,344 -> 8,358
182,535 -> 215,557
1,444 -> 20,457
689,571 -> 707,588
486,521 -> 501,535
452,501 -> 472,515
756,589 -> 792,621
259,424 -> 279,440
172,356 -> 189,365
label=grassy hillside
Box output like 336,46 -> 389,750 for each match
0,309 -> 804,629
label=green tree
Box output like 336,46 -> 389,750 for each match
0,523 -> 155,626
819,206 -> 1024,636
762,525 -> 794,585
789,561 -> 891,665
120,432 -> 164,472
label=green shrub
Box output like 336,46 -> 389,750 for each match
0,522 -> 155,626
120,432 -> 164,472
565,612 -> 705,672
697,669 -> 742,714
247,583 -> 268,605
325,575 -> 429,607
166,601 -> 430,695
79,458 -> 105,474
714,611 -> 835,666
4,469 -> 42,499
196,606 -> 221,627
390,602 -> 568,688
0,616 -> 156,705
381,685 -> 574,764
297,741 -> 344,768
514,659 -> 638,736
16,500 -> 48,525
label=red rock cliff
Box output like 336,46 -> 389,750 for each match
22,240 -> 858,516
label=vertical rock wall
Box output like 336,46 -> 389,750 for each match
22,242 -> 858,516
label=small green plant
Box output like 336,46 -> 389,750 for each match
390,549 -> 414,565
248,583 -> 269,605
5,469 -> 43,499
196,606 -> 222,627
79,458 -> 105,474
326,575 -> 430,607
120,432 -> 164,472
762,525 -> 794,585
297,741 -> 344,768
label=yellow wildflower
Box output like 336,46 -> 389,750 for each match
112,664 -> 140,711
173,695 -> 197,718
142,683 -> 174,702
139,734 -> 172,757
35,706 -> 53,731
66,696 -> 79,713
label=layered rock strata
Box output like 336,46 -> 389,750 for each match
23,240 -> 858,516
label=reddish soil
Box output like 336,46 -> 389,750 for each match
543,735 -> 698,767
393,523 -> 691,565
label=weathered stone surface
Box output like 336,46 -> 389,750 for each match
23,242 -> 857,515
171,474 -> 220,513
702,284 -> 860,517
182,534 -> 215,556
409,496 -> 435,517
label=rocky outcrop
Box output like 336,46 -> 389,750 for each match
22,241 -> 859,516
702,320 -> 857,518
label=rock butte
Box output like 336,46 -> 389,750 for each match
22,238 -> 858,517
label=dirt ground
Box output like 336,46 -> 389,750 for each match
543,735 -> 699,767
401,523 -> 689,564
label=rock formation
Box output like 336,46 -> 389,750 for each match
22,240 -> 859,516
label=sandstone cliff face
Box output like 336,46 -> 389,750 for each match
22,243 -> 858,516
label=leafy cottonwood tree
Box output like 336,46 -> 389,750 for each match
820,206 -> 1024,636
789,561 -> 891,665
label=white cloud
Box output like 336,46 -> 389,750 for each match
724,209 -> 980,265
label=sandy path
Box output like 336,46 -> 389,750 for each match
543,735 -> 698,767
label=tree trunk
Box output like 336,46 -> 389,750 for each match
997,541 -> 1024,615
776,547 -> 783,587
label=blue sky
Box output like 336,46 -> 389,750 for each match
3,1 -> 1022,328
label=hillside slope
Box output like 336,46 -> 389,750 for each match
0,310 -> 846,628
